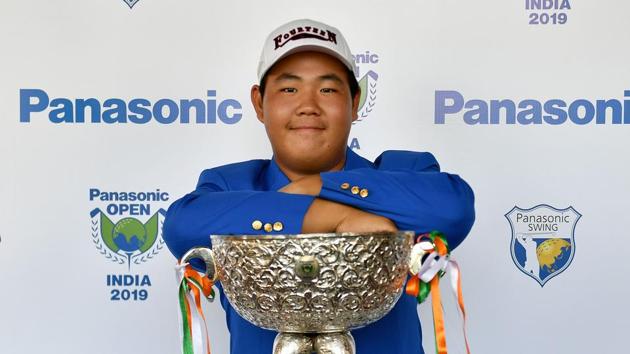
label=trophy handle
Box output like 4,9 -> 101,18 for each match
181,247 -> 218,281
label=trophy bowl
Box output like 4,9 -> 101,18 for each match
183,231 -> 415,354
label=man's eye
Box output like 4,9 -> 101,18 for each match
320,88 -> 337,93
281,88 -> 297,93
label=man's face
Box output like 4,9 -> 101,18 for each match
251,51 -> 360,177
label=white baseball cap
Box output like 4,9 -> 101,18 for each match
256,19 -> 355,82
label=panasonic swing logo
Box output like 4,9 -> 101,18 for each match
505,204 -> 580,287
90,188 -> 169,301
19,89 -> 243,125
435,90 -> 630,125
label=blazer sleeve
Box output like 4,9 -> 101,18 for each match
162,168 -> 315,261
318,151 -> 475,250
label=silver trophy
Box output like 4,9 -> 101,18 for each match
182,231 -> 415,354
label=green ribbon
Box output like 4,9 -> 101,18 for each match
178,281 -> 194,354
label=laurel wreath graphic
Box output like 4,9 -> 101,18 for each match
356,81 -> 377,122
133,219 -> 165,265
91,218 -> 125,265
123,0 -> 140,10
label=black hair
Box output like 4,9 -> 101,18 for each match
259,67 -> 360,99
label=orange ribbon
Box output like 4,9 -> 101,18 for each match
431,237 -> 449,354
184,265 -> 214,298
406,276 -> 420,297
450,260 -> 471,354
178,263 -> 215,354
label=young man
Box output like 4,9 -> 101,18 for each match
164,19 -> 475,354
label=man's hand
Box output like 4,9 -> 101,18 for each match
301,198 -> 397,234
336,207 -> 398,233
279,175 -> 322,196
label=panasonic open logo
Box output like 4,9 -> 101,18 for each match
434,90 -> 630,125
19,89 -> 243,124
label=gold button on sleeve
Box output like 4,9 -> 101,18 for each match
252,220 -> 263,230
360,189 -> 369,198
341,182 -> 350,190
264,223 -> 273,232
273,222 -> 284,232
351,186 -> 360,195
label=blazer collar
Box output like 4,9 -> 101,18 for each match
344,147 -> 373,170
264,157 -> 291,191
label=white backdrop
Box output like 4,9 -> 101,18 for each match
1,1 -> 629,353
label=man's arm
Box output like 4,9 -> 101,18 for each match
282,151 -> 475,250
162,168 -> 315,260
163,165 -> 398,262
277,173 -> 399,234
164,150 -> 473,263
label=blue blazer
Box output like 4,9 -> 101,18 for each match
163,148 -> 475,354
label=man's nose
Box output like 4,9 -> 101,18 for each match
296,89 -> 321,116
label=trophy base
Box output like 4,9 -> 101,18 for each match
273,331 -> 356,354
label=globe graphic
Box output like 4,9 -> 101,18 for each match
536,238 -> 571,273
112,218 -> 147,252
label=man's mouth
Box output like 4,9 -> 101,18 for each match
289,126 -> 325,130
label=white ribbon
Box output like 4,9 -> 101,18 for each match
445,259 -> 472,354
409,237 -> 471,353
417,251 -> 450,283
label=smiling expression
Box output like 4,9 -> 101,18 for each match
251,51 -> 360,180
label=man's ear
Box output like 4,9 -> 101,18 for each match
351,87 -> 361,122
251,84 -> 265,123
